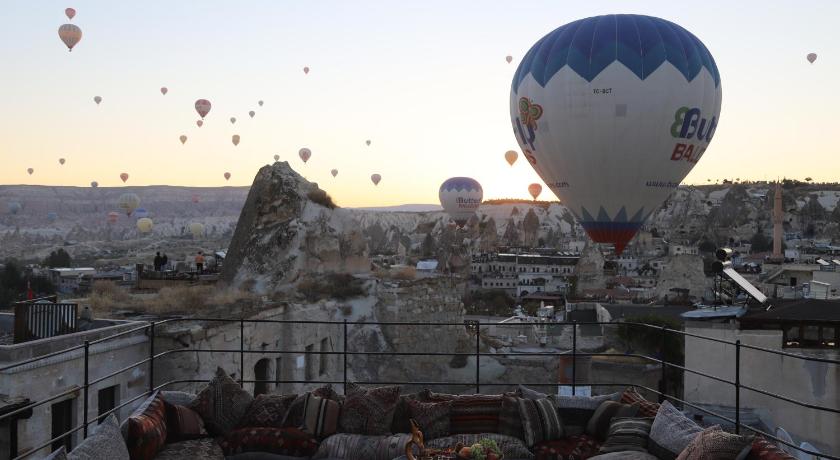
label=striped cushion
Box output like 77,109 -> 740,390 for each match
676,426 -> 754,460
551,392 -> 621,436
418,390 -> 503,434
498,395 -> 525,440
126,392 -> 168,460
599,417 -> 654,454
519,397 -> 564,447
585,401 -> 639,441
312,433 -> 411,460
164,402 -> 207,442
620,388 -> 660,418
302,393 -> 340,439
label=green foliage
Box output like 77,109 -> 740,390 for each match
43,248 -> 72,268
465,289 -> 516,315
297,273 -> 365,302
750,231 -> 772,253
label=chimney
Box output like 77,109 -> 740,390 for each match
772,182 -> 783,261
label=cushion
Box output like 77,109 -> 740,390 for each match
312,433 -> 411,460
44,447 -> 67,460
551,392 -> 621,436
219,427 -> 320,457
282,384 -> 342,428
518,397 -> 564,447
418,390 -> 503,434
154,438 -> 225,459
160,390 -> 196,406
498,395 -> 525,440
534,434 -> 601,460
599,417 -> 654,454
189,367 -> 254,436
407,399 -> 452,440
648,401 -> 703,460
339,383 -> 401,435
164,401 -> 207,442
676,426 -> 754,460
125,392 -> 168,460
586,401 -> 639,441
302,392 -> 340,438
519,384 -> 549,400
620,388 -> 660,418
427,433 -> 534,460
746,436 -> 797,460
590,453 -> 660,460
390,393 -> 419,433
68,414 -> 130,460
239,393 -> 298,428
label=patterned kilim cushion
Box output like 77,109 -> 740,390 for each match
620,387 -> 660,418
550,392 -> 621,436
164,401 -> 207,442
68,415 -> 130,460
585,401 -> 639,441
519,397 -> 564,447
155,438 -> 225,460
125,392 -> 168,460
648,400 -> 703,460
746,436 -> 797,460
219,427 -> 319,457
339,383 -> 402,435
282,384 -> 342,428
427,433 -> 534,460
302,392 -> 341,438
498,395 -> 525,440
676,426 -> 754,460
407,399 -> 452,440
238,393 -> 298,428
599,417 -> 654,454
312,433 -> 411,460
189,367 -> 254,436
534,434 -> 602,460
418,390 -> 503,434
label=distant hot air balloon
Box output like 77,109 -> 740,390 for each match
90,181 -> 98,188
179,135 -> 187,145
303,66 -> 310,74
230,117 -> 236,124
366,140 -> 371,146
807,53 -> 817,64
192,194 -> 199,203
93,96 -> 102,105
65,8 -> 76,20
439,177 -> 483,227
224,172 -> 231,180
299,148 -> 311,163
196,120 -> 203,127
528,183 -> 542,200
58,24 -> 82,51
27,168 -> 34,175
8,202 -> 22,215
117,193 -> 140,216
120,172 -> 129,183
59,158 -> 66,165
195,99 -> 211,118
506,55 -> 513,63
136,217 -> 153,233
511,14 -> 722,254
134,208 -> 149,219
331,169 -> 338,177
273,154 -> 280,161
249,111 -> 255,118
505,150 -> 518,166
189,222 -> 205,239
232,134 -> 240,146
258,100 -> 264,107
107,211 -> 119,224
371,174 -> 381,186
160,87 -> 168,95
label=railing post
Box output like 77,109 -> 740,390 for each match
571,322 -> 577,396
83,340 -> 90,438
148,322 -> 155,393
239,319 -> 245,386
735,339 -> 741,434
343,320 -> 348,394
475,324 -> 481,394
660,325 -> 667,403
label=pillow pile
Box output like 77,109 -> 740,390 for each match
551,392 -> 621,436
647,400 -> 704,460
338,383 -> 402,435
189,367 -> 254,436
518,396 -> 564,447
599,417 -> 655,454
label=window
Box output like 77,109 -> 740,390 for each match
305,344 -> 315,381
803,325 -> 820,348
319,338 -> 329,376
253,358 -> 271,397
784,325 -> 800,347
97,385 -> 118,423
51,398 -> 75,453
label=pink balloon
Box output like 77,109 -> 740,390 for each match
195,99 -> 211,118
303,66 -> 310,74
65,8 -> 76,20
196,120 -> 203,127
224,172 -> 231,181
160,87 -> 168,95
528,183 -> 542,200
120,172 -> 129,183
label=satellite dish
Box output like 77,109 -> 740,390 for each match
775,427 -> 795,455
797,442 -> 820,460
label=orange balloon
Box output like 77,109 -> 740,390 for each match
528,183 -> 542,200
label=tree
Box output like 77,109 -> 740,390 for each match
43,248 -> 72,268
750,231 -> 772,253
698,239 -> 716,253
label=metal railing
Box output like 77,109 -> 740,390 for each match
1,318 -> 838,459
12,302 -> 78,344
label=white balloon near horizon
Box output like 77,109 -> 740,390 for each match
439,177 -> 483,227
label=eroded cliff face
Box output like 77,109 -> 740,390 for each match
221,161 -> 369,293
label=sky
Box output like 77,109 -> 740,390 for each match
1,1 -> 839,207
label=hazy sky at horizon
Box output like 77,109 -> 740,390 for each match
1,1 -> 839,207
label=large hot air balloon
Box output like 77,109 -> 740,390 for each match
107,211 -> 119,224
179,135 -> 187,145
65,8 -> 76,20
506,55 -> 513,63
299,148 -> 311,163
136,218 -> 153,233
196,120 -> 203,127
505,150 -> 518,166
273,154 -> 280,162
371,174 -> 382,186
807,53 -> 817,64
59,158 -> 66,165
189,222 -> 205,239
258,100 -> 264,107
117,193 -> 140,216
195,99 -> 211,118
439,177 -> 483,227
528,183 -> 542,200
249,111 -> 255,118
58,24 -> 82,51
27,168 -> 34,175
224,172 -> 231,181
93,96 -> 102,105
120,172 -> 129,183
331,169 -> 338,177
8,202 -> 22,215
160,87 -> 168,95
47,212 -> 58,222
232,134 -> 240,146
510,14 -> 722,254
230,117 -> 236,124
303,66 -> 310,74
134,208 -> 149,219
90,181 -> 98,188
